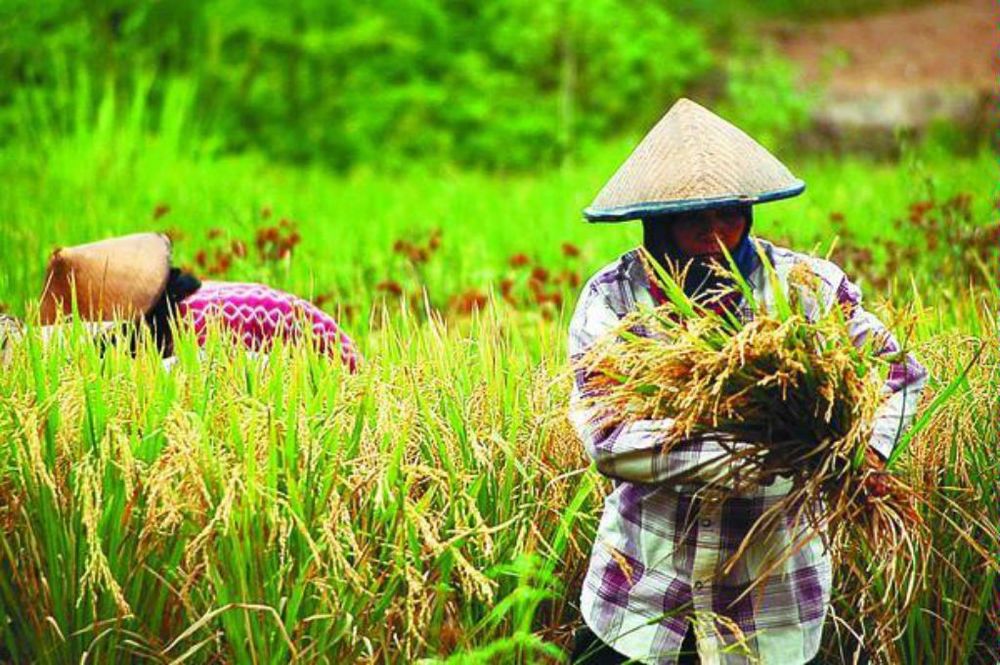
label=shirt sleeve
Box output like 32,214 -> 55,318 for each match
834,276 -> 929,460
567,279 -> 734,485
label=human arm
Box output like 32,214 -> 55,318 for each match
834,275 -> 929,462
567,278 -> 732,485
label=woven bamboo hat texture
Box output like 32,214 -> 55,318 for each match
39,233 -> 172,324
584,98 -> 804,222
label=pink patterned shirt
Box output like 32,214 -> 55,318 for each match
177,282 -> 359,371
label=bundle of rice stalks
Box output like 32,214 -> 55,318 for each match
575,247 -> 928,587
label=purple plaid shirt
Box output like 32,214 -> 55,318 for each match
568,239 -> 927,664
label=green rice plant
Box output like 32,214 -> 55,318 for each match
824,298 -> 1000,664
0,288 -> 996,663
0,105 -> 995,324
0,307 -> 602,663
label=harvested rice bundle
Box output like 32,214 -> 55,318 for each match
575,247 -> 926,584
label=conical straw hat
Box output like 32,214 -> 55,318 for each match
39,233 -> 172,324
584,98 -> 804,222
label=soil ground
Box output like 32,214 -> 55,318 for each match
774,0 -> 997,93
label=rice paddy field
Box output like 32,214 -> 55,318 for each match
0,114 -> 998,663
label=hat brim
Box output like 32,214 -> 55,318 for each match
583,181 -> 805,223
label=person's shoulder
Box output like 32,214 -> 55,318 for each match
570,248 -> 642,327
580,248 -> 641,296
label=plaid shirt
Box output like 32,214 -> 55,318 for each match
568,239 -> 927,665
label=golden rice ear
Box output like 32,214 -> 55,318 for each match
585,98 -> 804,222
38,233 -> 172,324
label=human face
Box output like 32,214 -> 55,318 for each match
668,207 -> 748,258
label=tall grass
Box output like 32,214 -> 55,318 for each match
0,309 -> 601,663
824,291 -> 1000,664
0,78 -> 995,324
0,287 -> 996,663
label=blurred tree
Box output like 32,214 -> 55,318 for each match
0,0 -> 714,170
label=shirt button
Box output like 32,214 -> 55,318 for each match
701,519 -> 711,527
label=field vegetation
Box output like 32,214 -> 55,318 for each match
0,0 -> 997,662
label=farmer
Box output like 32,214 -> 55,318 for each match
33,232 -> 359,369
567,98 -> 927,664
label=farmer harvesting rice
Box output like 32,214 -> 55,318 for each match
567,98 -> 927,664
31,232 -> 358,369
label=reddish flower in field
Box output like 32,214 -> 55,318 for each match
377,280 -> 404,297
429,230 -> 442,251
256,227 -> 279,247
854,248 -> 873,264
451,289 -> 488,315
528,277 -> 545,294
985,223 -> 1000,247
207,228 -> 223,240
195,250 -> 208,268
908,200 -> 934,223
152,203 -> 171,220
339,303 -> 357,321
231,240 -> 247,258
561,242 -> 580,258
533,291 -> 562,307
946,192 -> 972,211
279,217 -> 294,229
500,278 -> 515,298
557,269 -> 582,288
409,247 -> 429,264
213,253 -> 232,275
530,266 -> 549,283
829,212 -> 844,223
509,253 -> 530,268
261,206 -> 273,220
313,292 -> 332,308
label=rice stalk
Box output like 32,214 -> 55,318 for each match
0,307 -> 598,663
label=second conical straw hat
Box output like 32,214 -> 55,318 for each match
584,98 -> 804,222
39,233 -> 172,324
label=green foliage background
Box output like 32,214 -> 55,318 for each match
1,0 -> 724,170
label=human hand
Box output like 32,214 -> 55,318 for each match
863,448 -> 891,499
